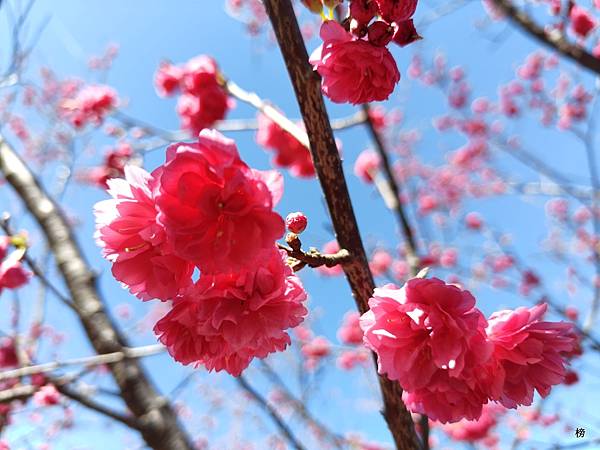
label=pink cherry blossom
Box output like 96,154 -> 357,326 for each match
570,5 -> 596,38
155,55 -> 233,135
442,403 -> 504,442
0,338 -> 18,368
256,114 -> 315,178
354,149 -> 381,183
337,311 -> 364,345
155,129 -> 285,273
94,165 -> 194,301
302,336 -> 331,370
33,384 -> 61,407
154,249 -> 307,376
465,212 -> 484,230
369,249 -> 393,276
176,88 -> 233,136
154,62 -> 184,97
309,21 -> 400,104
486,303 -> 576,408
401,369 -> 491,423
337,349 -> 369,370
62,85 -> 118,129
361,278 -> 491,391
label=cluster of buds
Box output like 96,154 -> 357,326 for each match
346,0 -> 421,47
301,0 -> 421,47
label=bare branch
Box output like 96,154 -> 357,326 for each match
0,344 -> 165,382
491,0 -> 600,76
56,383 -> 141,430
277,239 -> 352,272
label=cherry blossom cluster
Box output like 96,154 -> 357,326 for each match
335,311 -> 370,369
308,0 -> 420,104
226,0 -> 268,35
95,129 -> 308,376
60,84 -> 118,129
298,331 -> 333,371
360,277 -> 576,423
0,236 -> 31,295
154,56 -> 234,136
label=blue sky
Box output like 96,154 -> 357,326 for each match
1,0 -> 600,448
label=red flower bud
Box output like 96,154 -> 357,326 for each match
368,21 -> 395,47
285,212 -> 308,234
375,0 -> 418,22
350,0 -> 378,24
392,19 -> 422,47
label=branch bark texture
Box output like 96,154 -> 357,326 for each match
260,2 -> 421,449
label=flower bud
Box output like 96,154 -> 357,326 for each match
300,0 -> 323,14
286,212 -> 308,234
392,19 -> 422,47
368,21 -> 395,47
350,0 -> 378,25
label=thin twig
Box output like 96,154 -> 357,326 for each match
237,375 -> 306,450
56,383 -> 141,430
491,0 -> 600,77
361,104 -> 420,273
277,241 -> 352,271
259,360 -> 347,449
0,344 -> 165,381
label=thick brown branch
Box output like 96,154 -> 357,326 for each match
0,136 -> 193,450
260,2 -> 421,449
492,0 -> 600,75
